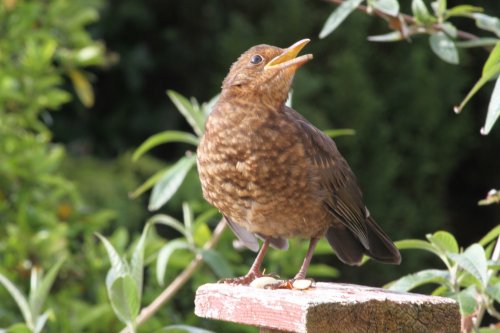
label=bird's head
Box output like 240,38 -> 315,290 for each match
221,39 -> 313,106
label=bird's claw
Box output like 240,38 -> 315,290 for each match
264,278 -> 315,290
218,271 -> 279,286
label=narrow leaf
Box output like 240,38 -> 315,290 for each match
412,0 -> 434,24
167,90 -> 205,136
156,239 -> 191,286
323,128 -> 356,138
473,14 -> 500,37
449,244 -> 488,287
427,231 -> 459,254
148,155 -> 196,211
202,94 -> 219,117
395,239 -> 442,257
429,32 -> 459,64
481,75 -> 500,135
456,38 -> 500,48
0,273 -> 32,328
132,131 -> 199,162
96,233 -> 129,290
486,282 -> 500,303
33,311 -> 50,333
371,0 -> 399,17
130,223 -> 151,299
4,324 -> 32,333
200,249 -> 233,278
68,69 -> 94,108
368,31 -> 404,42
483,42 -> 500,76
454,63 -> 500,113
129,167 -> 168,199
445,5 -> 483,18
385,269 -> 450,291
182,202 -> 194,245
148,214 -> 187,237
319,0 -> 364,39
479,225 -> 500,246
29,257 -> 65,320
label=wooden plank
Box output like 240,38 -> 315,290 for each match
194,282 -> 461,333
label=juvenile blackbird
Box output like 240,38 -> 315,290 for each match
197,39 -> 401,285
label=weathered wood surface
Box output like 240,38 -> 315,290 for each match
195,282 -> 461,333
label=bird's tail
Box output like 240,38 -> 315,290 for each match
325,217 -> 401,266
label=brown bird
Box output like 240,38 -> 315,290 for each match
197,38 -> 401,285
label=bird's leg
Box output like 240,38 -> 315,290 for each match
266,237 -> 320,290
220,238 -> 271,285
294,237 -> 320,280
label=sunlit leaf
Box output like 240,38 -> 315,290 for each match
148,155 -> 196,211
167,90 -> 205,136
371,0 -> 399,17
412,0 -> 435,24
200,249 -> 233,278
156,239 -> 191,286
454,63 -> 500,113
68,69 -> 94,108
449,244 -> 488,287
385,269 -> 450,291
445,5 -> 483,18
483,43 -> 500,76
33,311 -> 50,333
0,273 -> 33,328
429,32 -> 459,64
319,0 -> 364,39
473,14 -> 500,37
149,214 -> 187,238
479,225 -> 500,246
395,239 -> 441,257
427,231 -> 459,254
5,323 -> 32,333
182,202 -> 194,245
481,76 -> 500,135
368,31 -> 404,42
323,128 -> 356,138
132,131 -> 199,162
456,38 -> 500,48
96,233 -> 129,290
486,282 -> 500,303
129,167 -> 168,199
202,94 -> 219,117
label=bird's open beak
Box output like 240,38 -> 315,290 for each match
264,38 -> 313,71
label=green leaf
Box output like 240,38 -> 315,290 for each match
307,263 -> 340,278
68,69 -> 94,108
161,325 -> 216,333
371,0 -> 399,16
456,38 -> 500,48
200,249 -> 233,278
323,128 -> 356,138
29,257 -> 65,320
473,14 -> 500,37
156,239 -> 191,286
96,233 -> 129,290
412,0 -> 435,24
429,32 -> 459,64
130,223 -> 151,300
319,0 -> 364,39
445,5 -> 483,18
454,63 -> 500,113
435,0 -> 446,18
451,285 -> 478,315
182,202 -> 194,245
148,155 -> 197,211
479,225 -> 500,246
483,43 -> 500,76
129,167 -> 168,199
0,273 -> 33,329
167,90 -> 205,137
109,274 -> 140,327
202,94 -> 219,117
132,131 -> 199,162
385,269 -> 450,291
395,239 -> 441,257
33,311 -> 50,333
482,75 -> 500,135
149,214 -> 188,238
5,323 -> 32,333
427,231 -> 459,254
449,244 -> 488,287
368,31 -> 404,42
479,328 -> 500,333
486,282 -> 500,303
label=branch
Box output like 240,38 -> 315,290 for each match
325,0 -> 483,44
119,219 -> 228,333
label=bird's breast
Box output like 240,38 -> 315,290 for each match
197,103 -> 329,238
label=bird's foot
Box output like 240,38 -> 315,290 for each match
218,271 -> 278,286
264,278 -> 314,290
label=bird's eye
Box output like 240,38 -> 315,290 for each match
250,54 -> 263,65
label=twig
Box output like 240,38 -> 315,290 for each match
119,219 -> 227,333
325,0 -> 484,46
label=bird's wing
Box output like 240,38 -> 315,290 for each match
284,107 -> 370,249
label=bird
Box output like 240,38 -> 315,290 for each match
196,38 -> 401,285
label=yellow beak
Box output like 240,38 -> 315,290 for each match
264,38 -> 313,70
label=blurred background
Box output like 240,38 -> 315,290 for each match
1,0 -> 499,332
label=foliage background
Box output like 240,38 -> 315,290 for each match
1,0 -> 500,332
